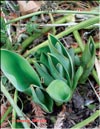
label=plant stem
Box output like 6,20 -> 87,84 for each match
75,42 -> 100,53
21,15 -> 73,52
12,90 -> 18,128
73,30 -> 84,52
24,16 -> 99,57
92,69 -> 100,86
0,106 -> 12,125
49,13 -> 56,35
1,82 -> 31,129
6,10 -> 99,25
71,110 -> 100,129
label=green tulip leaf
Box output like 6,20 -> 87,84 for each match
80,37 -> 95,83
55,42 -> 63,54
46,80 -> 72,103
40,53 -> 59,68
35,46 -> 50,56
74,55 -> 81,66
40,53 -> 50,69
72,66 -> 83,90
48,37 -> 71,86
48,52 -> 71,86
48,54 -> 67,83
68,48 -> 75,68
48,34 -> 74,79
56,63 -> 65,77
40,64 -> 49,73
1,49 -> 41,91
31,86 -> 53,113
81,37 -> 95,67
34,62 -> 54,86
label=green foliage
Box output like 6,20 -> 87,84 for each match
26,21 -> 40,35
1,49 -> 41,92
1,34 -> 95,113
79,37 -> 96,83
31,86 -> 53,112
0,17 -> 7,44
1,17 -> 12,49
46,80 -> 72,103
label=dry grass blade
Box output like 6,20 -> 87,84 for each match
54,105 -> 66,129
95,57 -> 100,81
31,101 -> 47,129
0,102 -> 11,128
88,79 -> 100,102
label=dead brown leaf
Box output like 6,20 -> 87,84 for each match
31,101 -> 47,129
0,104 -> 8,118
17,1 -> 42,15
71,42 -> 79,49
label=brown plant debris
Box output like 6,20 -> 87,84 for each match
31,101 -> 47,129
54,105 -> 66,129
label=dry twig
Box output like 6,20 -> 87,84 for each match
88,79 -> 100,102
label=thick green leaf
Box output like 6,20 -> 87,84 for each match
80,37 -> 95,83
48,54 -> 67,83
34,62 -> 54,86
40,53 -> 50,69
31,87 -> 53,113
81,37 -> 95,67
55,42 -> 63,54
68,48 -> 75,68
48,38 -> 71,86
1,49 -> 41,91
40,64 -> 49,73
46,80 -> 72,103
72,66 -> 83,90
56,63 -> 64,77
48,52 -> 71,86
35,46 -> 50,56
40,53 -> 58,68
74,55 -> 81,66
48,34 -> 74,79
48,35 -> 70,72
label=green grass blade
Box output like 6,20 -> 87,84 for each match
1,82 -> 31,129
71,110 -> 100,129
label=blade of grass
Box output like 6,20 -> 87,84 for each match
6,10 -> 99,25
88,79 -> 100,101
71,110 -> 100,129
49,13 -> 56,35
24,16 -> 99,57
75,42 -> 100,54
73,30 -> 84,52
1,82 -> 31,129
0,106 -> 12,125
12,90 -> 18,128
92,69 -> 100,86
